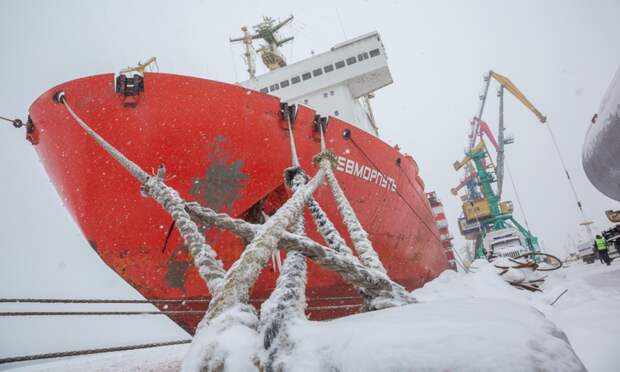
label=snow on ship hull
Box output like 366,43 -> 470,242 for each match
583,65 -> 620,202
28,73 -> 448,333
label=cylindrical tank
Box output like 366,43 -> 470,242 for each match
583,65 -> 620,201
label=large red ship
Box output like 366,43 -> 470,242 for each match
24,17 -> 449,333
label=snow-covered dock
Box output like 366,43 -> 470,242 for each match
7,260 -> 620,372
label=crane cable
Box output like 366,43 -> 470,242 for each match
505,159 -> 531,232
544,123 -> 589,222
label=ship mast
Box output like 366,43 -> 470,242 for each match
229,15 -> 295,78
229,27 -> 257,79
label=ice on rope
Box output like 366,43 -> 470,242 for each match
258,172 -> 309,371
320,158 -> 387,274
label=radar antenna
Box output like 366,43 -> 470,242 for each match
230,15 -> 294,77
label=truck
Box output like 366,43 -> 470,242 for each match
576,225 -> 620,264
484,227 -> 531,259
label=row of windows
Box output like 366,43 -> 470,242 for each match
259,48 -> 382,94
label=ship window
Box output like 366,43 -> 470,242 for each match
280,80 -> 290,88
312,68 -> 323,77
335,60 -> 345,69
291,76 -> 301,84
358,52 -> 369,61
369,48 -> 381,57
323,92 -> 328,98
302,72 -> 312,81
324,64 -> 334,73
334,110 -> 340,116
346,57 -> 357,65
330,90 -> 334,96
269,83 -> 280,92
260,87 -> 269,93
304,99 -> 309,104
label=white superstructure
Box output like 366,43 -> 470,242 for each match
239,31 -> 393,136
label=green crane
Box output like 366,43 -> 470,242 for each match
458,142 -> 539,258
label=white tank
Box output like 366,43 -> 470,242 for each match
583,65 -> 620,201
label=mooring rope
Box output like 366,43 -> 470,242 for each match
53,96 -> 420,370
59,93 -> 226,294
260,171 -> 309,369
0,298 -> 210,304
320,158 -> 387,274
0,115 -> 24,128
0,310 -> 205,316
203,166 -> 326,322
0,340 -> 191,365
286,111 -> 300,167
303,125 -> 354,256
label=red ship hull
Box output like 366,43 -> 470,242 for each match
28,73 -> 448,333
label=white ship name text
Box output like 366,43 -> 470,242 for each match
336,156 -> 397,192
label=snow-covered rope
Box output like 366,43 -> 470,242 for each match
186,200 -> 414,309
263,211 -> 283,273
259,171 -> 309,370
316,153 -> 387,274
184,168 -> 326,371
61,95 -> 417,370
201,167 -> 325,322
310,125 -> 354,255
185,202 -> 326,258
286,110 -> 300,168
307,196 -> 353,255
59,92 -> 149,183
59,94 -> 226,294
142,175 -> 225,293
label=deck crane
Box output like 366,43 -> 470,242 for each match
455,71 -> 546,259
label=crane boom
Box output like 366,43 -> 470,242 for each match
490,71 -> 547,123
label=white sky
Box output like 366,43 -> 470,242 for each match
1,0 -> 620,359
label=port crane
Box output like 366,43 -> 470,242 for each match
454,71 -> 546,259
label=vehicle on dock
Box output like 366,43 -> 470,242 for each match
575,224 -> 620,264
484,227 -> 530,259
576,240 -> 597,264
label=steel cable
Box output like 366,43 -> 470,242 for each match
0,340 -> 191,365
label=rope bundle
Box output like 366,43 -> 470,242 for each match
58,95 -> 416,371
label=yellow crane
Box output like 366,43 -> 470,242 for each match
489,71 -> 546,123
456,70 -> 547,257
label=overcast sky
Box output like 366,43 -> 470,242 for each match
1,0 -> 619,359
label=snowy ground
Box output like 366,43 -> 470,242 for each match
4,259 -> 620,371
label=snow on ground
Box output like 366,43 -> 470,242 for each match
6,259 -> 620,371
541,260 -> 620,372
